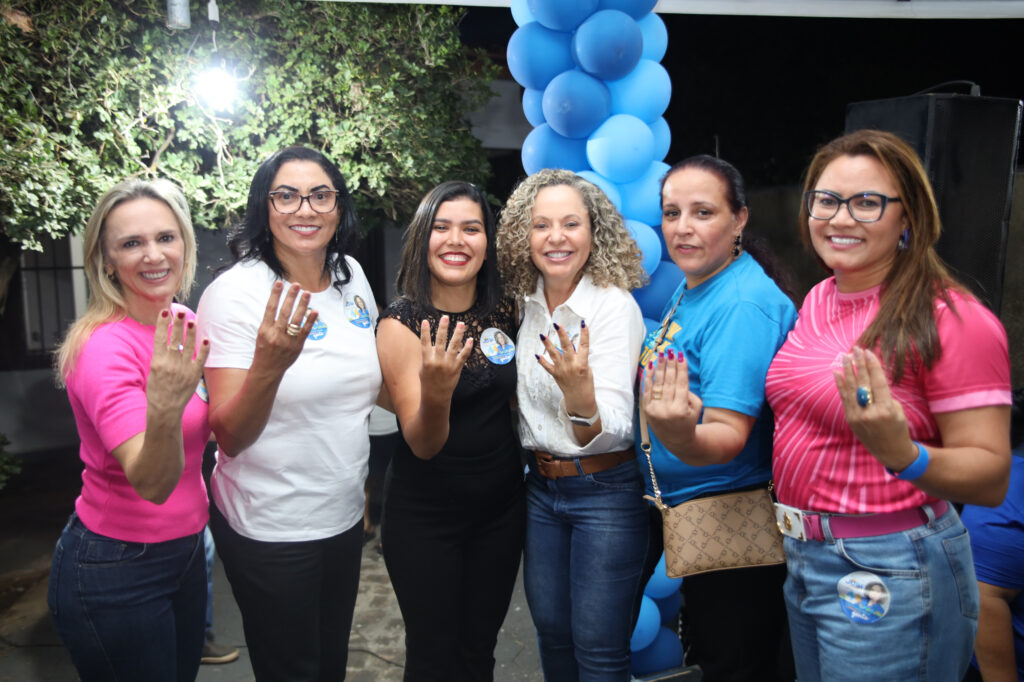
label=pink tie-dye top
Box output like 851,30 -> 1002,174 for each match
766,278 -> 1010,513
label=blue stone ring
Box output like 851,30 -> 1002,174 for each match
856,386 -> 873,408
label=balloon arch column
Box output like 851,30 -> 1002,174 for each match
507,0 -> 686,675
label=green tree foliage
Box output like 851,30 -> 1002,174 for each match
0,0 -> 497,250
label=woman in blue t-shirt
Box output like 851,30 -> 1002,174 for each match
638,155 -> 797,681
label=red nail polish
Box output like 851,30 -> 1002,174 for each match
203,339 -> 209,346
648,361 -> 653,370
177,312 -> 185,319
187,320 -> 195,329
161,310 -> 169,318
667,349 -> 675,360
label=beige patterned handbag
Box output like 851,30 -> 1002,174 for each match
638,292 -> 785,579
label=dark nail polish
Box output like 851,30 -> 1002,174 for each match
539,334 -> 547,342
580,319 -> 586,328
534,354 -> 540,361
552,322 -> 561,331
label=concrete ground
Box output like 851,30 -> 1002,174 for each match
0,451 -> 543,682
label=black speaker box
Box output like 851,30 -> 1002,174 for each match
845,94 -> 1022,313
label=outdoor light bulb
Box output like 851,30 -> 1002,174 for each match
195,67 -> 237,112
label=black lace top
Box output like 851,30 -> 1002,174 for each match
380,296 -> 521,477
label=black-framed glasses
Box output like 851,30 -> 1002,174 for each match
269,189 -> 339,214
805,190 -> 901,223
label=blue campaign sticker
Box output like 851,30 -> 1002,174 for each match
195,377 -> 209,403
345,294 -> 372,329
837,571 -> 891,624
548,325 -> 580,356
308,318 -> 328,340
481,327 -> 515,365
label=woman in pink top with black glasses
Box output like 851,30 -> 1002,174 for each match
765,129 -> 1011,681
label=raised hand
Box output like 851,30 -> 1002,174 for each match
642,349 -> 702,441
253,281 -> 319,374
834,346 -> 916,470
146,308 -> 211,416
419,315 -> 473,398
536,320 -> 595,415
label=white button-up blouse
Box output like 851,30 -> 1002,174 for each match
516,274 -> 644,458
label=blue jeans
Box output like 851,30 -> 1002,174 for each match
47,512 -> 207,682
523,458 -> 650,682
783,504 -> 978,682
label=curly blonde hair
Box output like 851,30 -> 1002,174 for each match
497,169 -> 646,299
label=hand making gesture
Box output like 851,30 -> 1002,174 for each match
419,315 -> 473,398
252,281 -> 319,375
641,348 -> 702,439
146,309 -> 211,416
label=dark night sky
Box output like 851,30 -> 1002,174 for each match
461,9 -> 1024,191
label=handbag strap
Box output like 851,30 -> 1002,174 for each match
640,288 -> 686,511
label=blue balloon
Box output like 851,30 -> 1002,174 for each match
634,264 -> 683,322
649,117 -> 671,162
658,226 -> 671,262
645,552 -> 683,598
522,88 -> 545,127
619,161 -> 670,226
598,0 -> 659,19
586,114 -> 654,184
631,626 -> 684,677
638,12 -> 668,61
507,23 -> 575,91
630,595 -> 659,651
542,70 -> 612,139
522,124 -> 590,175
573,10 -> 643,82
510,0 -> 536,26
608,59 -> 672,123
577,170 -> 622,212
655,590 -> 682,626
527,0 -> 598,31
626,219 -> 661,277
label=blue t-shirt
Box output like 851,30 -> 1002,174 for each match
637,252 -> 797,505
962,452 -> 1024,680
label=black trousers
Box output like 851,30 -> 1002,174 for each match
641,505 -> 795,682
382,468 -> 525,682
209,503 -> 363,682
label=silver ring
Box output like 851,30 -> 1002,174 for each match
286,323 -> 301,337
176,344 -> 185,352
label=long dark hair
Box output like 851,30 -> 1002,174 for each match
395,181 -> 501,315
227,146 -> 358,293
661,154 -> 797,303
800,130 -> 961,381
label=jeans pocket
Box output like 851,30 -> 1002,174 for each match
81,534 -> 147,565
585,461 -> 643,493
943,530 -> 979,619
835,534 -> 921,578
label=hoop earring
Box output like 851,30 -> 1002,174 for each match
732,234 -> 742,257
898,229 -> 909,251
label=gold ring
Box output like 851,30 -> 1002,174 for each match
652,390 -> 663,400
286,323 -> 301,337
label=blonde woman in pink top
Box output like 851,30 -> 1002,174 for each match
49,179 -> 211,682
765,130 -> 1011,681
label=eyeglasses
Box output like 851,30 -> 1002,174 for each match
804,190 -> 901,223
269,189 -> 339,214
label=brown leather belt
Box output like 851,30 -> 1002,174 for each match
533,448 -> 636,480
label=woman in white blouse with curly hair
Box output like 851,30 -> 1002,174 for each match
497,169 -> 648,682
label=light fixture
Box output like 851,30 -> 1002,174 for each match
193,0 -> 239,113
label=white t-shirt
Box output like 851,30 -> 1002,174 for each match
197,257 -> 381,541
516,274 -> 643,457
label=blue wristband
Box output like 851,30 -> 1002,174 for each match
887,441 -> 929,481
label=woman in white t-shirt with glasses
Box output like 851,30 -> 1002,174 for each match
197,146 -> 383,681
